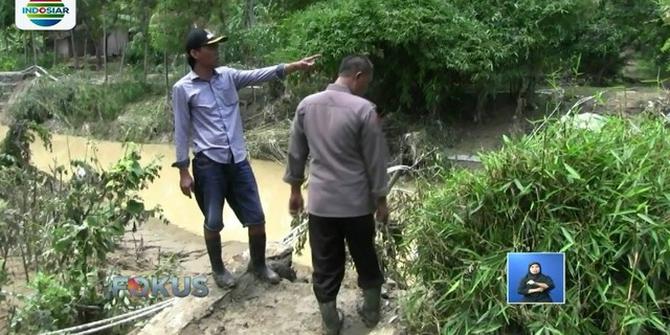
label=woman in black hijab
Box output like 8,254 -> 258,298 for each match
517,261 -> 555,303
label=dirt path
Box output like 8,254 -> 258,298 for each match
134,270 -> 405,335
108,219 -> 405,335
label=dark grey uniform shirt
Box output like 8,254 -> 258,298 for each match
284,83 -> 390,217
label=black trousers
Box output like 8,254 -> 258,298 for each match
308,213 -> 385,303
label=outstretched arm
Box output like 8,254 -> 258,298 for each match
231,54 -> 320,89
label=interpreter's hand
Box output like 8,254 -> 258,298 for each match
375,201 -> 389,224
179,172 -> 195,198
527,280 -> 536,285
289,192 -> 304,217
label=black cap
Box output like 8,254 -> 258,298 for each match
185,28 -> 227,53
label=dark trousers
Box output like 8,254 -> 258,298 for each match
308,213 -> 384,303
192,153 -> 265,232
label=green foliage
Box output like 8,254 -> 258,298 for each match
0,98 -> 165,332
3,144 -> 165,333
0,53 -> 23,72
148,13 -> 189,54
10,273 -> 77,333
0,1 -> 12,30
218,0 -> 284,66
271,0 -> 585,116
46,148 -> 162,274
403,113 -> 670,334
149,0 -> 193,53
125,31 -> 162,65
572,0 -> 667,82
0,120 -> 52,167
8,77 -> 162,129
117,95 -> 173,143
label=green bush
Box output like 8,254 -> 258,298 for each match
572,0 -> 667,83
404,113 -> 670,334
10,273 -> 76,333
1,143 -> 165,333
271,0 -> 585,117
8,77 -> 162,128
0,52 -> 25,72
116,95 -> 173,143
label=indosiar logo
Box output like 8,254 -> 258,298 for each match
15,0 -> 77,30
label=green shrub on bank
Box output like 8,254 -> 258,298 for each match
116,95 -> 173,143
10,273 -> 77,332
271,0 -> 588,117
404,113 -> 670,334
8,77 -> 162,127
3,145 -> 165,334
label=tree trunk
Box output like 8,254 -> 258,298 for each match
70,29 -> 79,69
595,57 -> 615,86
41,32 -> 47,62
85,23 -> 101,70
53,34 -> 57,67
164,50 -> 169,105
514,77 -> 528,120
103,17 -> 108,83
120,44 -> 127,76
244,0 -> 256,28
474,89 -> 488,124
94,39 -> 101,71
83,33 -> 88,68
30,32 -> 37,66
31,185 -> 40,273
143,4 -> 149,82
3,33 -> 9,54
23,34 -> 28,65
20,192 -> 30,284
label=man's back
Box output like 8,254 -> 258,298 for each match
284,83 -> 389,218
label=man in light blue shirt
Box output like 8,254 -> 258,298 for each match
172,28 -> 318,288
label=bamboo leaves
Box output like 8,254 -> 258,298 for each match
404,114 -> 670,334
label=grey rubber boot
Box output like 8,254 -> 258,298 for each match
357,286 -> 381,328
318,301 -> 344,335
248,233 -> 281,284
212,268 -> 236,289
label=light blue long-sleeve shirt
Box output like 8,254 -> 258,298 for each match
171,64 -> 285,168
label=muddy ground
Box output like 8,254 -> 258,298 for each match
1,218 -> 406,335
120,220 -> 406,335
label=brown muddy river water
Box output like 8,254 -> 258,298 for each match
0,125 -> 313,265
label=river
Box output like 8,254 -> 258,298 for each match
0,125 -> 312,265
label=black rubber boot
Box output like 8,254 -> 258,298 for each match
247,232 -> 281,284
357,286 -> 381,328
204,229 -> 236,289
318,301 -> 344,335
